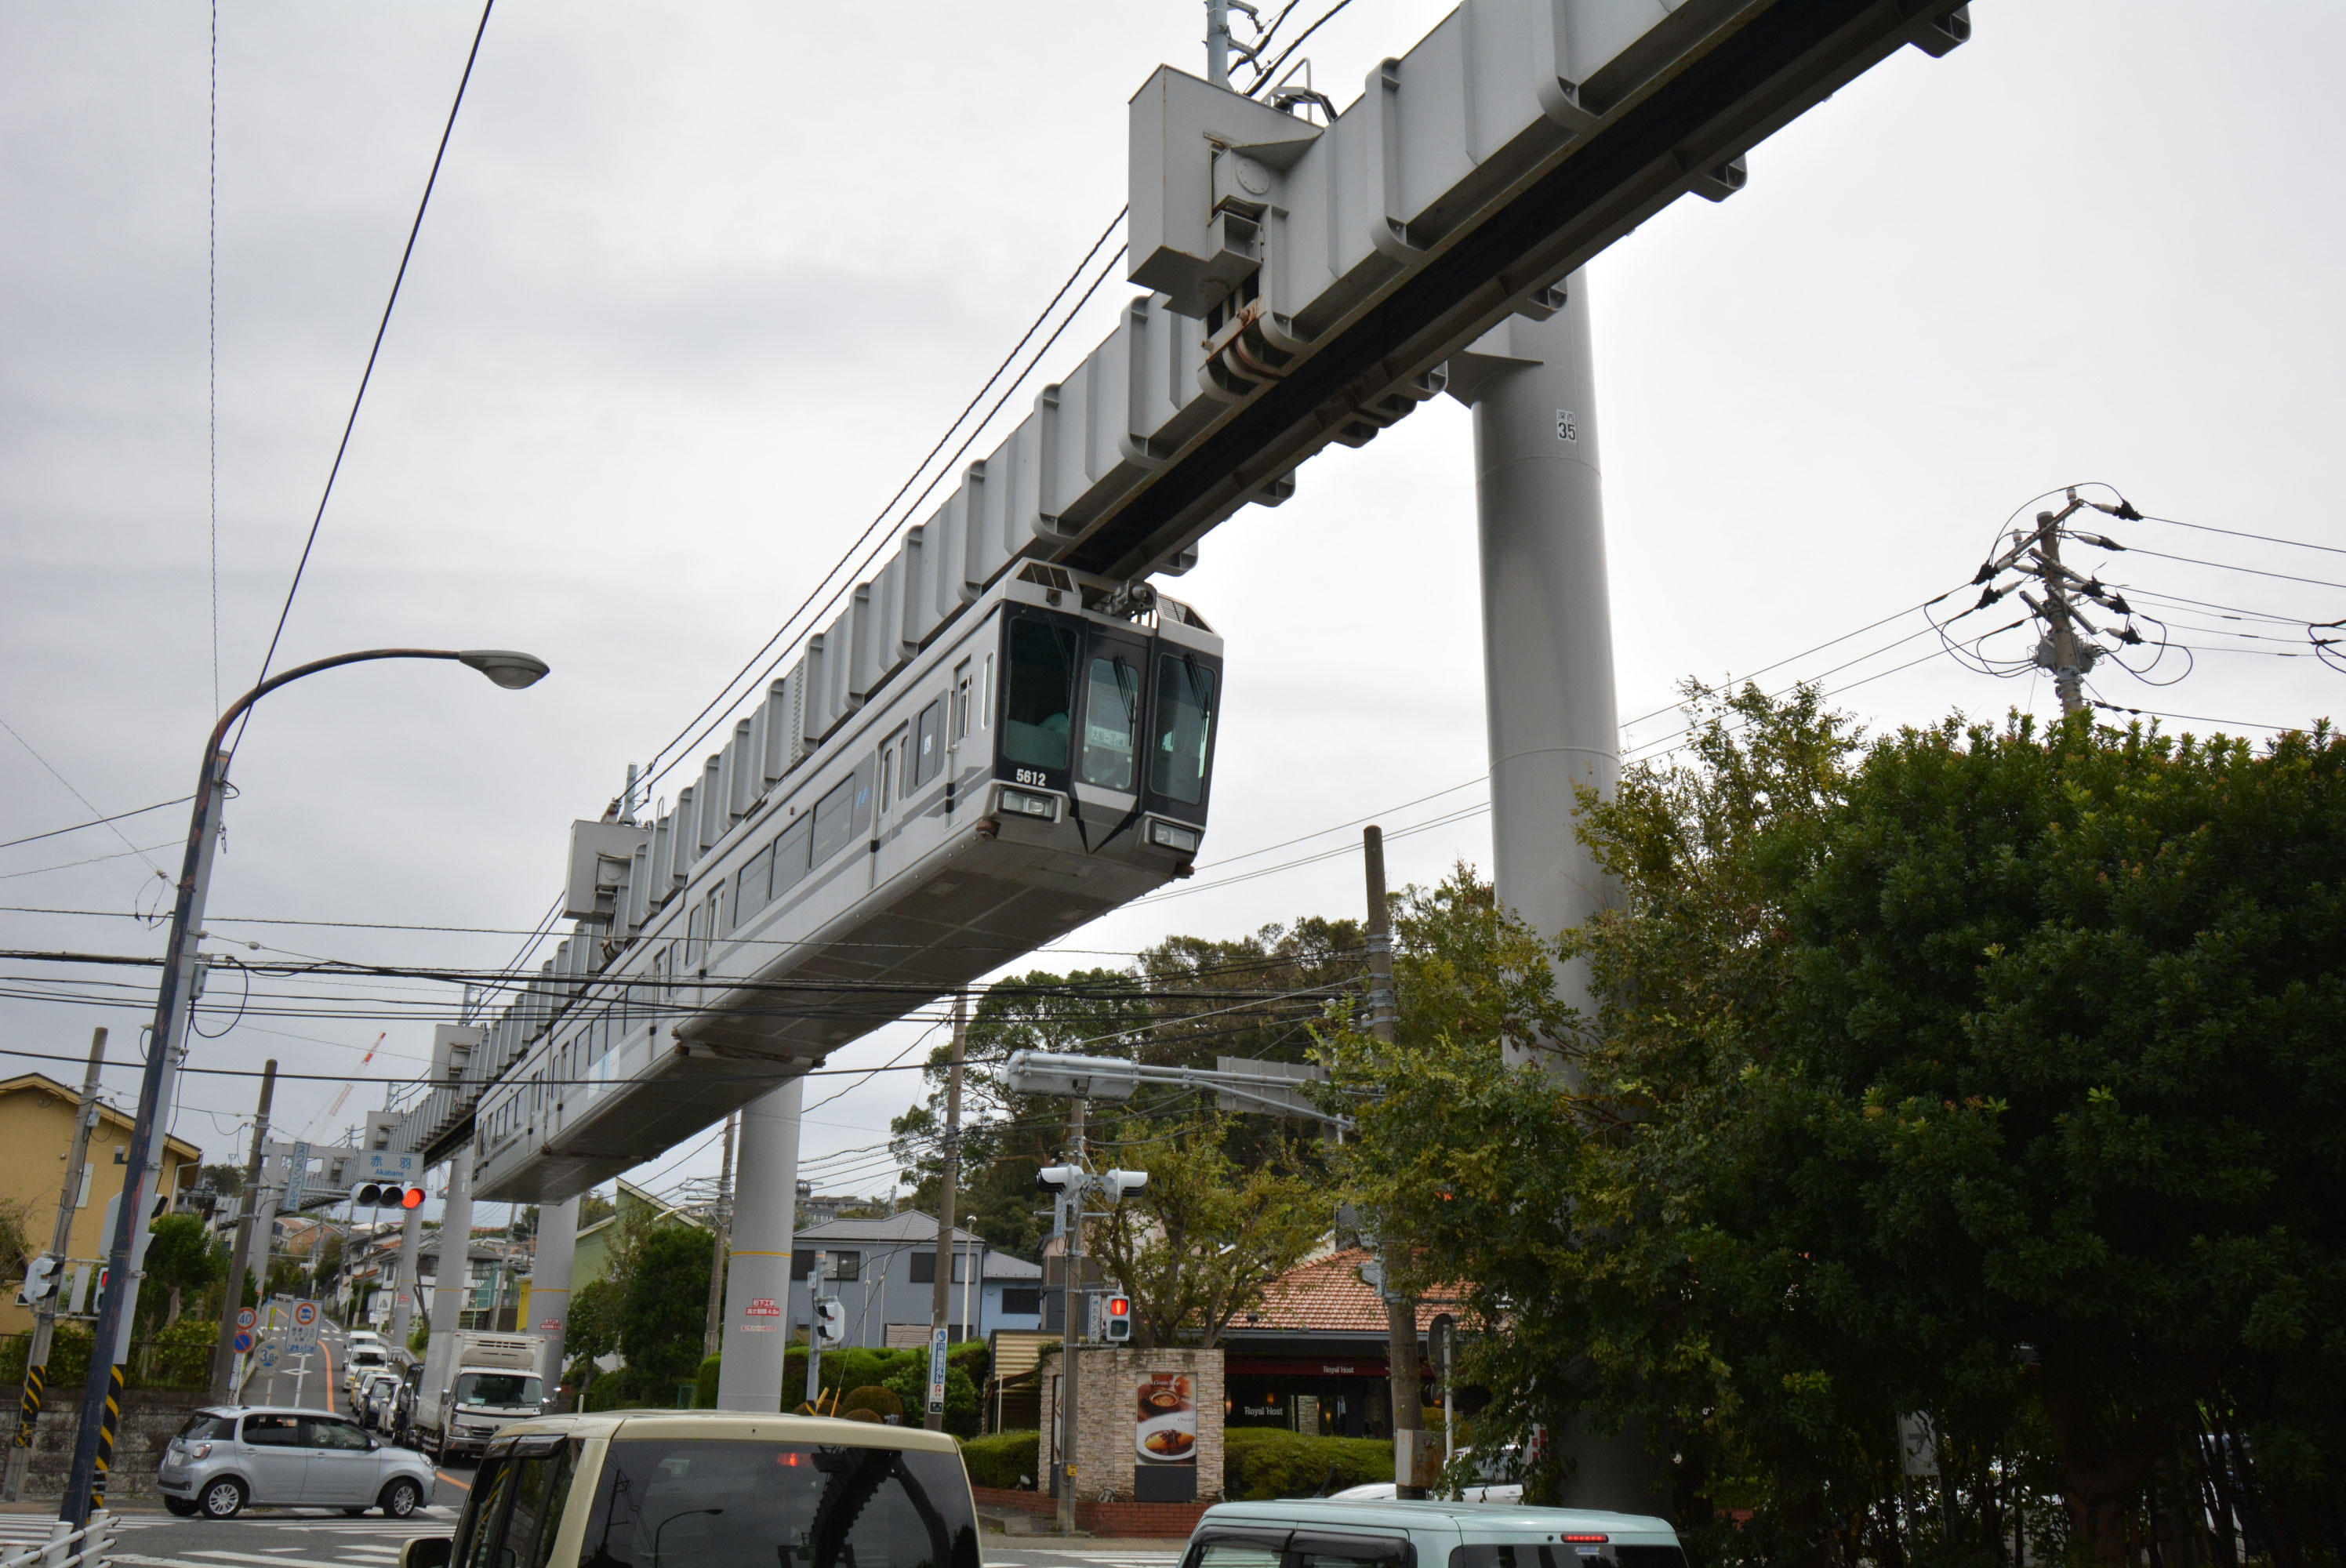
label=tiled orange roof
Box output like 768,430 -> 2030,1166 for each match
1240,1247 -> 1464,1334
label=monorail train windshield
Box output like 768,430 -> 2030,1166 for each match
452,567 -> 1226,1203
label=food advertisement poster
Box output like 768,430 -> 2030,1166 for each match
1135,1374 -> 1197,1465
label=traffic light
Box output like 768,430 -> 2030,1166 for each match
812,1298 -> 846,1346
1099,1169 -> 1149,1202
1102,1293 -> 1132,1342
16,1254 -> 58,1308
355,1184 -> 428,1210
1035,1164 -> 1083,1193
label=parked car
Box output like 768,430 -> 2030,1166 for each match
343,1341 -> 392,1399
1182,1499 -> 1689,1568
158,1406 -> 436,1520
359,1373 -> 402,1432
394,1410 -> 979,1568
1331,1444 -> 1524,1503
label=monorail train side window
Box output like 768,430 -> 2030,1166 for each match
686,898 -> 708,973
951,661 -> 971,742
1150,654 -> 1218,806
812,773 -> 859,865
1004,619 -> 1075,768
772,815 -> 812,897
917,700 -> 943,786
1079,647 -> 1144,790
733,842 -> 772,928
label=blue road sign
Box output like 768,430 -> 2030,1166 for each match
231,1330 -> 253,1355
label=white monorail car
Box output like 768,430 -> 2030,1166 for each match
467,564 -> 1222,1203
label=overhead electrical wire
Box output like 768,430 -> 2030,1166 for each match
635,207 -> 1132,797
237,0 -> 496,743
0,713 -> 170,877
0,796 -> 195,853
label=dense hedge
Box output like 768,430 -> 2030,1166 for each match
958,1428 -> 1040,1490
1223,1427 -> 1393,1501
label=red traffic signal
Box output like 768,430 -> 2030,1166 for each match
1103,1293 -> 1132,1341
400,1185 -> 425,1210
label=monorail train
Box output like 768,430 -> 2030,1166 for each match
461,562 -> 1222,1203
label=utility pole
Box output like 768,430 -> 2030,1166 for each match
1204,0 -> 1258,89
207,1065 -> 273,1399
1363,828 -> 1427,1497
701,1112 -> 735,1359
1055,1097 -> 1085,1535
5,1029 -> 107,1502
924,992 -> 968,1432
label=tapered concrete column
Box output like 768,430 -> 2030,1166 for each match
1446,274 -> 1621,1073
1448,277 -> 1654,1513
530,1196 -> 579,1394
715,1077 -> 804,1410
421,1148 -> 474,1395
390,1201 -> 424,1346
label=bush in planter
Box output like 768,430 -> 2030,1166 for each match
1223,1427 -> 1393,1500
840,1384 -> 903,1421
959,1429 -> 1040,1490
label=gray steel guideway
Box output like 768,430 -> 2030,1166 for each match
716,1077 -> 804,1410
1447,278 -> 1621,1076
532,1196 -> 579,1395
1449,281 -> 1654,1512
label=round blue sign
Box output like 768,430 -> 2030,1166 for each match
231,1330 -> 254,1354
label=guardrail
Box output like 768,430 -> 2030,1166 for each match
2,1510 -> 114,1568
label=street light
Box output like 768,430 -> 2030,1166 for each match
60,646 -> 548,1524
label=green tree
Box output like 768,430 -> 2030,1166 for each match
1088,1112 -> 1327,1348
1338,688 -> 2346,1565
310,1230 -> 343,1296
142,1213 -> 223,1328
620,1225 -> 714,1387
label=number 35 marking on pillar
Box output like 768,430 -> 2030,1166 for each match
1556,409 -> 1578,442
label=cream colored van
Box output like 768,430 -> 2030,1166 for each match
398,1411 -> 979,1568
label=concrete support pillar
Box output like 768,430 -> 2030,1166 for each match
530,1196 -> 579,1394
1448,276 -> 1654,1512
390,1200 -> 424,1347
1447,274 -> 1622,1070
422,1147 -> 474,1395
715,1077 -> 804,1411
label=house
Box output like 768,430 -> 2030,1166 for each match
787,1210 -> 1043,1348
0,1073 -> 201,1335
1214,1245 -> 1459,1441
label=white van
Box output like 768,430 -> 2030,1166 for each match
1180,1501 -> 1689,1568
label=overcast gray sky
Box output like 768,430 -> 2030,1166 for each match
4,2 -> 2341,1222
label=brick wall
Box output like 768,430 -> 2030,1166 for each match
1077,1497 -> 1214,1538
971,1484 -> 1055,1515
1045,1346 -> 1222,1505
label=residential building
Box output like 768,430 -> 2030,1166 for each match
787,1211 -> 1042,1348
0,1073 -> 201,1335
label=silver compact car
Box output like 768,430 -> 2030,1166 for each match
158,1406 -> 435,1519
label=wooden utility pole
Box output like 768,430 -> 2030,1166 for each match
4,1029 -> 107,1501
1364,828 -> 1428,1497
702,1112 -> 736,1358
924,991 -> 968,1431
207,1058 -> 277,1400
1055,1096 -> 1086,1535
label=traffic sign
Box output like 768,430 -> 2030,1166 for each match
235,1307 -> 256,1330
231,1330 -> 253,1355
293,1301 -> 319,1327
256,1343 -> 278,1370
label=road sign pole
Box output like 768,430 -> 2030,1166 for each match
210,1061 -> 278,1400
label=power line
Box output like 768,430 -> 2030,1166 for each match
2106,544 -> 2346,596
0,842 -> 179,884
0,713 -> 169,877
636,208 -> 1131,797
2136,512 -> 2346,560
209,0 -> 220,716
238,0 -> 496,735
0,796 -> 194,853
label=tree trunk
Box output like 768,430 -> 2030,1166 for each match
2044,1385 -> 2168,1568
167,1287 -> 183,1326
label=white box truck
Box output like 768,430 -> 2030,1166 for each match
411,1330 -> 547,1460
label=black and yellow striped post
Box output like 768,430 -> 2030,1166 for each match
13,1364 -> 43,1447
85,1363 -> 125,1513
